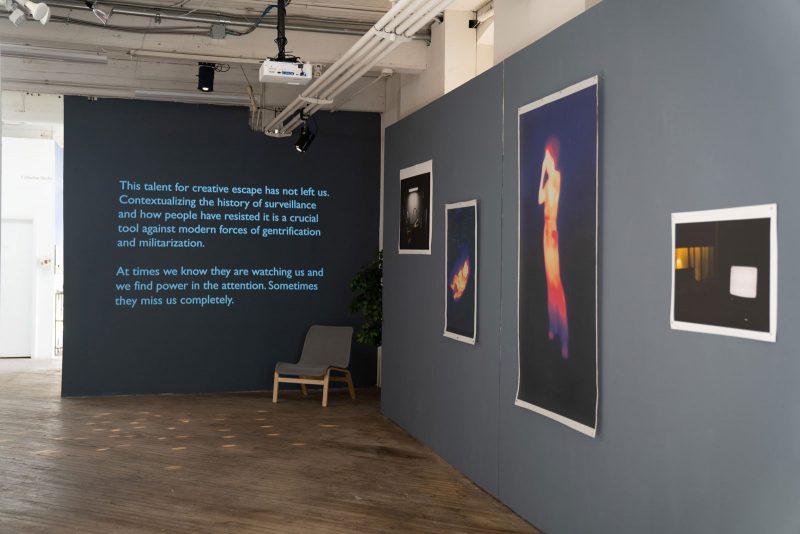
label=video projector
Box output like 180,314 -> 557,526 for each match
259,59 -> 313,85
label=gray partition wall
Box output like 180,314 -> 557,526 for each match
383,65 -> 504,493
382,0 -> 800,532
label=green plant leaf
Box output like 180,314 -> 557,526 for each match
349,250 -> 382,347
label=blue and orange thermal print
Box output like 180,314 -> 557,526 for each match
517,77 -> 599,436
445,201 -> 477,343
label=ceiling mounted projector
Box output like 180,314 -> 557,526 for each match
258,0 -> 312,86
259,60 -> 313,86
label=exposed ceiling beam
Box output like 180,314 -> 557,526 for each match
0,56 -> 387,112
0,15 -> 429,72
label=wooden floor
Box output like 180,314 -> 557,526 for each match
0,370 -> 538,533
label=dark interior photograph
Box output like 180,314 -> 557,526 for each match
673,217 -> 771,333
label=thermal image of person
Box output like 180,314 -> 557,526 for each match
538,138 -> 569,359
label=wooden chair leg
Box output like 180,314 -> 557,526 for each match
345,371 -> 356,400
272,371 -> 280,403
322,370 -> 331,408
300,379 -> 308,396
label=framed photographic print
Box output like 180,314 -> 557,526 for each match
444,200 -> 477,344
399,160 -> 433,255
671,204 -> 777,342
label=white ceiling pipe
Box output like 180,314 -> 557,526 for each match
412,0 -> 457,32
297,0 -> 417,97
383,0 -> 431,32
265,34 -> 387,132
283,38 -> 404,130
398,0 -> 455,36
312,36 -> 394,99
379,0 -> 435,34
324,40 -> 404,101
331,69 -> 392,112
476,2 -> 494,23
297,38 -> 396,108
324,0 -> 450,95
395,6 -> 437,35
267,5 -> 416,131
299,5 -> 403,90
264,0 -> 413,130
317,38 -> 398,101
303,33 -> 386,99
306,0 -> 440,96
286,47 -> 399,127
266,31 -> 384,129
374,0 -> 415,31
265,0 -> 455,136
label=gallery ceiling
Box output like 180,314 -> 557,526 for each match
0,0 -> 489,112
130,0 -> 392,21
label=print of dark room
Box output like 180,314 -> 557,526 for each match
673,217 -> 771,333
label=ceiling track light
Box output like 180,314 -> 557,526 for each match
8,6 -> 25,25
85,0 -> 113,25
294,115 -> 317,153
263,0 -> 456,143
6,0 -> 50,25
197,62 -> 215,92
23,0 -> 50,24
195,62 -> 230,93
25,0 -> 48,22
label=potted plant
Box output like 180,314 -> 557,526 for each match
349,250 -> 382,347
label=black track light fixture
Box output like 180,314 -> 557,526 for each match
295,122 -> 316,152
85,1 -> 112,24
197,62 -> 215,92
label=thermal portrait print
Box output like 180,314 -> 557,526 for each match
671,204 -> 777,342
399,160 -> 433,254
516,76 -> 599,437
444,200 -> 477,344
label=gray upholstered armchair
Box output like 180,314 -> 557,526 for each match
272,325 -> 355,407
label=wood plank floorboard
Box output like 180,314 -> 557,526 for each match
0,371 -> 539,533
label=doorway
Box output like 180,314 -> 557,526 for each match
0,92 -> 64,364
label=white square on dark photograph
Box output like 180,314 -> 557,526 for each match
729,266 -> 758,299
670,204 -> 777,342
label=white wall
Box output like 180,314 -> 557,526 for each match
386,1 -> 599,125
2,91 -> 64,144
1,137 -> 58,359
476,17 -> 495,75
442,10 -> 477,93
493,0 -> 589,64
397,20 -> 446,120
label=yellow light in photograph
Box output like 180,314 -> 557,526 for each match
675,248 -> 689,270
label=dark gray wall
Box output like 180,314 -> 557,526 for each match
383,66 -> 504,494
383,1 -> 800,532
64,98 -> 380,396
